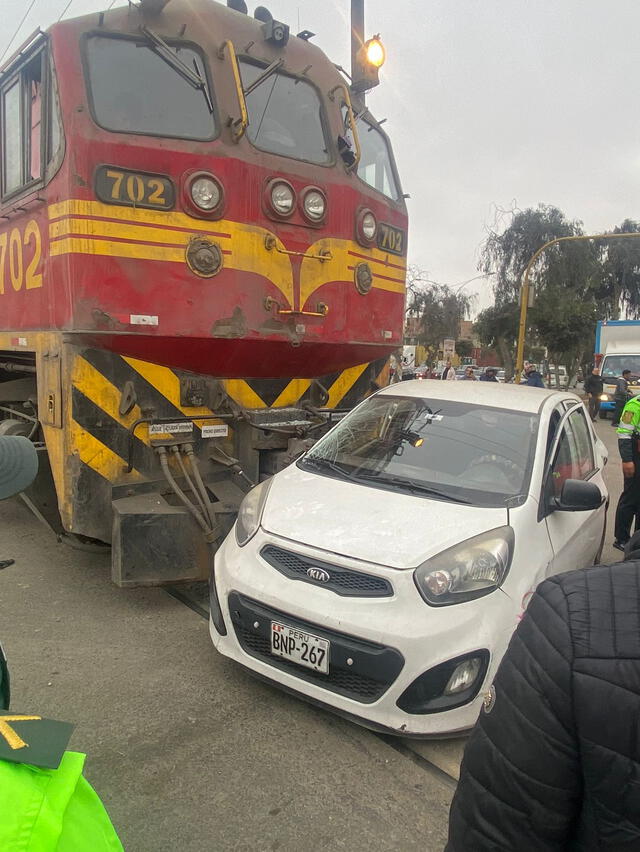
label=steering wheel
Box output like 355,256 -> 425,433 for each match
464,454 -> 524,488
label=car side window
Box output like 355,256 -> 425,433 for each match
567,408 -> 596,478
550,409 -> 595,496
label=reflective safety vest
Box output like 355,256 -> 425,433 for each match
617,396 -> 640,462
0,751 -> 123,851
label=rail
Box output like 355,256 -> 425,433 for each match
219,40 -> 249,141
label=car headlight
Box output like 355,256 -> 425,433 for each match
414,526 -> 514,606
270,181 -> 295,216
302,188 -> 326,222
235,479 -> 272,547
600,394 -> 609,401
190,176 -> 222,211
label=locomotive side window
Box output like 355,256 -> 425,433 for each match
356,118 -> 400,201
84,37 -> 215,141
239,61 -> 330,165
1,45 -> 60,199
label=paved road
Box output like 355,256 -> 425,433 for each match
0,414 -> 624,850
0,500 -> 453,852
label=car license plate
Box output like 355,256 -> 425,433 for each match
270,621 -> 329,674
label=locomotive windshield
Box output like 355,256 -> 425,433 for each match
341,108 -> 400,201
356,117 -> 400,201
239,60 -> 330,164
84,36 -> 216,140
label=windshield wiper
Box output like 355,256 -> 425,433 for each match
301,456 -> 355,480
352,472 -> 471,504
140,27 -> 213,112
243,59 -> 284,96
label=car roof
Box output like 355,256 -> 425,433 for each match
378,379 -> 577,414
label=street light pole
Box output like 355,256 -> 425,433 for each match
514,231 -> 640,384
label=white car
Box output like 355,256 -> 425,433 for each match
209,382 -> 608,736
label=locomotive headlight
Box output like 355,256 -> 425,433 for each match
362,212 -> 377,239
270,181 -> 295,215
191,176 -> 221,211
357,209 -> 377,244
302,189 -> 326,222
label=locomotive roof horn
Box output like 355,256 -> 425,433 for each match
227,0 -> 248,13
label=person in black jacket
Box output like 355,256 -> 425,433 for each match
583,366 -> 604,421
446,545 -> 640,851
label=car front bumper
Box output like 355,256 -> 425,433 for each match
209,528 -> 518,737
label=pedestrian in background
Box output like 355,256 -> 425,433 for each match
478,368 -> 498,382
583,366 -> 604,421
523,363 -> 545,388
441,360 -> 456,380
612,368 -> 632,427
460,367 -> 476,381
446,533 -> 640,851
613,391 -> 640,550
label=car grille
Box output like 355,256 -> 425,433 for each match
228,592 -> 404,704
260,545 -> 392,598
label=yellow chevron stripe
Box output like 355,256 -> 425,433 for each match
122,357 -> 223,432
224,379 -> 267,409
70,421 -> 144,484
272,379 -> 312,408
326,363 -> 369,409
73,355 -> 143,427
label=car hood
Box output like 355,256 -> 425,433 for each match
261,464 -> 509,570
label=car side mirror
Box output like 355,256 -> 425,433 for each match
0,436 -> 38,500
553,478 -> 603,512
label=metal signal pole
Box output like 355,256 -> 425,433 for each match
351,0 -> 364,89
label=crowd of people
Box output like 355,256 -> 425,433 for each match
438,360 -> 546,386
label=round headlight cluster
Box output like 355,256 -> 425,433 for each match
302,189 -> 326,222
270,181 -> 295,216
190,176 -> 222,211
356,209 -> 377,245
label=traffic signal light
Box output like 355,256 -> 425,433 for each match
351,36 -> 385,93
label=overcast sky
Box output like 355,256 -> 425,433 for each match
3,0 -> 639,313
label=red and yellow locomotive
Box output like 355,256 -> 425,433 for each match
0,0 -> 407,584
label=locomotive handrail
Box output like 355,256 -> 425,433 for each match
219,39 -> 249,142
328,83 -> 361,172
263,235 -> 332,262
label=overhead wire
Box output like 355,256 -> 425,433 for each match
58,0 -> 74,22
0,0 -> 37,64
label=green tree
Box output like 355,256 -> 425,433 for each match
479,204 -> 602,384
407,277 -> 474,363
455,338 -> 474,359
473,303 -> 519,377
596,219 -> 640,319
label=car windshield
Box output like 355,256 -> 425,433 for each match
601,355 -> 640,379
299,395 -> 539,507
85,36 -> 216,140
239,60 -> 330,164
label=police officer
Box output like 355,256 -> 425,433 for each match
613,393 -> 640,550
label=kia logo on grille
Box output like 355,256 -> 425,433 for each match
307,567 -> 330,583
